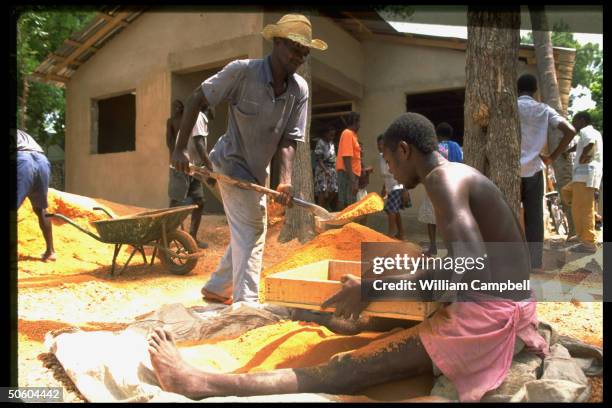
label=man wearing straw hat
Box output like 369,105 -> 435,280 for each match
171,14 -> 327,304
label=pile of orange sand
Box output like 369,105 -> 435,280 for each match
17,189 -> 134,278
336,192 -> 384,220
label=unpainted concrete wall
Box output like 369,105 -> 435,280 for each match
359,40 -> 467,215
359,40 -> 542,218
65,11 -> 264,209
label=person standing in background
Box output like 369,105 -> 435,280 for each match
336,112 -> 361,210
313,125 -> 338,210
516,74 -> 576,272
378,134 -> 409,239
417,123 -> 462,256
16,129 -> 55,262
166,99 -> 211,249
561,111 -> 602,253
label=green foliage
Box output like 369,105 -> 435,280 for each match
376,5 -> 416,22
16,7 -> 96,149
521,21 -> 603,130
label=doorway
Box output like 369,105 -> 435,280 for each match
405,88 -> 465,146
171,67 -> 229,213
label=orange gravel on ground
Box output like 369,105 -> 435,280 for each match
181,320 -> 383,374
335,192 -> 384,220
17,191 -> 603,402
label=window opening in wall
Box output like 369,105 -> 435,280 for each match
92,92 -> 136,154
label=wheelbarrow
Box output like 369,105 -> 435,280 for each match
47,205 -> 205,276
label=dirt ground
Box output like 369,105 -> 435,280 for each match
17,197 -> 603,402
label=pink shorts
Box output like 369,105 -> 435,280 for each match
418,294 -> 548,402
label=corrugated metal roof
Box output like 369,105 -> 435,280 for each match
31,6 -> 145,86
32,7 -> 575,112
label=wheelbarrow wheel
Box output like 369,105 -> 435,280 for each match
160,229 -> 198,275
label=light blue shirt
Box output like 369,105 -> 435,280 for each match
202,56 -> 308,184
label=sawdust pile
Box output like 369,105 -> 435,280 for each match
17,188 -> 133,277
336,192 -> 384,220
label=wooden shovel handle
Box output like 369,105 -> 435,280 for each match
186,165 -> 332,219
188,165 -> 281,198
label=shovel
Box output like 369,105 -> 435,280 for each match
183,165 -> 334,221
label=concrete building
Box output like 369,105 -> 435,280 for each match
34,7 -> 576,214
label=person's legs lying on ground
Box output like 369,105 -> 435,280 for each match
147,324 -> 431,399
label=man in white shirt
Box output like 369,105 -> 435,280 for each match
167,99 -> 212,249
517,74 -> 576,271
560,111 -> 602,253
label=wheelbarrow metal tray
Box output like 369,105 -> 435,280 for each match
90,205 -> 197,245
265,260 -> 439,321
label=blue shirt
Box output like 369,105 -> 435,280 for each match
439,140 -> 463,163
202,56 -> 308,184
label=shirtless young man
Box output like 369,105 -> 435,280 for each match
147,113 -> 547,402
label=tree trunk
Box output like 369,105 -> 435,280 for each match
19,76 -> 30,129
529,5 -> 575,236
464,6 -> 522,218
279,56 -> 316,243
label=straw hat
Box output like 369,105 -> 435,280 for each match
262,14 -> 328,51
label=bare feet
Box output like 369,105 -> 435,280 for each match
147,327 -> 208,399
42,251 -> 56,262
201,288 -> 232,305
